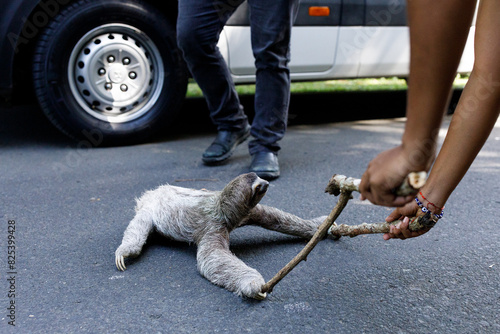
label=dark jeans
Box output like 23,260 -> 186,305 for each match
177,0 -> 298,155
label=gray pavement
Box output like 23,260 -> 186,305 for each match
0,94 -> 499,333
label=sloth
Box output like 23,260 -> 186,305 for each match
115,172 -> 326,300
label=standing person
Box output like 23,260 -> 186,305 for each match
176,0 -> 299,180
359,0 -> 500,239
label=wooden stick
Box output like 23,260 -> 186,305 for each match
328,212 -> 437,238
261,190 -> 353,294
394,171 -> 427,196
324,171 -> 427,197
261,172 -> 427,295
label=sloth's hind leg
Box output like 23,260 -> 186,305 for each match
197,231 -> 266,300
115,213 -> 154,271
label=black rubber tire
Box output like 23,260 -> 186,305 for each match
32,0 -> 188,145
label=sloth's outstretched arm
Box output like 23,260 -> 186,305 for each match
196,229 -> 267,300
115,213 -> 154,271
244,205 -> 327,239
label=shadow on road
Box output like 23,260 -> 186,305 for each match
0,89 -> 462,146
162,90 -> 413,139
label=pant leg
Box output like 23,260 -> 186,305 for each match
177,0 -> 249,131
247,0 -> 299,155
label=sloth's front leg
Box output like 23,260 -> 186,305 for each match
246,204 -> 327,239
196,230 -> 266,300
115,214 -> 154,271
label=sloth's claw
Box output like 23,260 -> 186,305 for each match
115,255 -> 126,271
254,292 -> 267,300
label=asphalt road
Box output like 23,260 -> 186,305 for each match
1,91 -> 499,333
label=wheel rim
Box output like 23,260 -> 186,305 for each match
68,24 -> 164,123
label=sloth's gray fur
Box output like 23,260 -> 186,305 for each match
115,172 -> 326,300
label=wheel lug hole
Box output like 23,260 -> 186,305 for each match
105,82 -> 113,90
129,72 -> 137,79
107,55 -> 115,63
120,84 -> 128,92
122,57 -> 131,65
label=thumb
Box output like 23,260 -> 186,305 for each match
385,209 -> 402,223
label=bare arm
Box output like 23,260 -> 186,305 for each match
421,0 -> 500,206
359,0 -> 477,207
380,0 -> 500,239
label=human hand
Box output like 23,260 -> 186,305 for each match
359,146 -> 416,207
382,200 -> 431,240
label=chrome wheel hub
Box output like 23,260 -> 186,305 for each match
68,24 -> 164,123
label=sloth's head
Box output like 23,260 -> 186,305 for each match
247,172 -> 269,207
218,173 -> 269,220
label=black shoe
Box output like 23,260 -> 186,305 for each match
202,124 -> 251,165
250,152 -> 280,180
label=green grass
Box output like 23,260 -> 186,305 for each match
186,75 -> 469,98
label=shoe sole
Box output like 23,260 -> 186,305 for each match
252,170 -> 280,181
202,130 -> 251,165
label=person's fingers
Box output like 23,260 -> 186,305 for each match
364,188 -> 397,207
391,195 -> 413,207
389,222 -> 399,235
385,215 -> 432,240
360,169 -> 408,207
359,173 -> 368,194
384,219 -> 407,240
393,221 -> 407,239
392,194 -> 416,207
359,171 -> 372,202
399,217 -> 413,238
385,209 -> 403,223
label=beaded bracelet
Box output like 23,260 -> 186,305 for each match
415,196 -> 444,220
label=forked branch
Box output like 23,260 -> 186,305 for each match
261,172 -> 427,295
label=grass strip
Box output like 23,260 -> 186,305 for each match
186,75 -> 469,98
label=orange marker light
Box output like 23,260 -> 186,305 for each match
309,6 -> 330,17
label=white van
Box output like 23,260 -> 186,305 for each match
0,0 -> 474,144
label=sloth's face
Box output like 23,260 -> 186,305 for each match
248,173 -> 269,207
